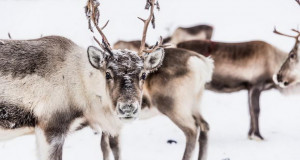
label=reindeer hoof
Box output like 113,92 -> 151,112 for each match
248,133 -> 264,141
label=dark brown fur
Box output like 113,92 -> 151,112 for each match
163,36 -> 172,44
179,25 -> 213,39
39,111 -> 83,159
178,40 -> 267,60
141,95 -> 152,109
146,48 -> 192,86
43,109 -> 83,143
0,36 -> 73,78
0,102 -> 37,129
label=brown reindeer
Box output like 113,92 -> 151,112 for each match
113,24 -> 213,52
163,24 -> 213,45
113,40 -> 148,52
273,28 -> 300,88
177,39 -> 288,140
100,1 -> 214,160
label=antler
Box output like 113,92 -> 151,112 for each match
138,0 -> 162,55
85,0 -> 113,55
296,0 -> 300,5
273,27 -> 300,39
143,36 -> 163,53
292,29 -> 300,34
8,32 -> 12,39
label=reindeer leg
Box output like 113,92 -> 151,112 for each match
248,90 -> 255,138
197,116 -> 209,160
109,135 -> 121,160
248,86 -> 264,140
35,126 -> 65,160
35,110 -> 83,160
161,108 -> 198,160
101,132 -> 111,160
101,132 -> 121,160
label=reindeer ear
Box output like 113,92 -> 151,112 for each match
143,48 -> 165,72
87,46 -> 106,69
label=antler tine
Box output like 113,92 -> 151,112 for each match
291,29 -> 300,35
138,0 -> 157,55
143,36 -> 163,53
8,32 -> 12,39
93,36 -> 106,50
101,20 -> 109,30
86,0 -> 113,55
273,27 -> 297,38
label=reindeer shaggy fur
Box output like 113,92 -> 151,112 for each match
0,35 -> 165,160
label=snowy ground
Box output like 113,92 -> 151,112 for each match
0,0 -> 300,160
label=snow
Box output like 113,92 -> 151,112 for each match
0,0 -> 300,160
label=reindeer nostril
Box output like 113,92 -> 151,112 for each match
118,107 -> 125,114
119,104 -> 135,114
277,74 -> 283,82
284,82 -> 289,86
133,107 -> 138,114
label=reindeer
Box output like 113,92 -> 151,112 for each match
177,37 -> 288,140
163,24 -> 213,45
100,1 -> 214,160
113,40 -> 148,52
273,28 -> 300,88
0,1 -> 165,160
113,24 -> 213,52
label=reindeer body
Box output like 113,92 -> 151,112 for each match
164,25 -> 213,45
113,40 -> 148,53
177,40 -> 287,139
0,36 -> 141,160
101,47 -> 214,160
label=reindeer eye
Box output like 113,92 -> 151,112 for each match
106,72 -> 112,80
141,73 -> 147,80
290,54 -> 296,59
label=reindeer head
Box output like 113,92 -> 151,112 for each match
85,0 -> 164,121
273,28 -> 300,88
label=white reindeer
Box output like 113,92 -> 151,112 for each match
0,1 -> 165,160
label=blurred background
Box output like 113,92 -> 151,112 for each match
0,0 -> 299,160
